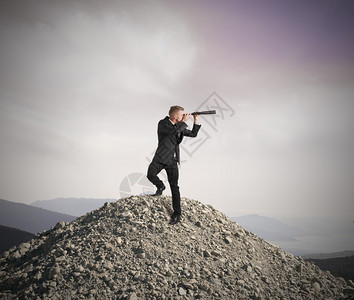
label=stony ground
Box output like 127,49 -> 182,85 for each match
1,195 -> 353,299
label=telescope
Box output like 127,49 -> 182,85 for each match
185,110 -> 216,116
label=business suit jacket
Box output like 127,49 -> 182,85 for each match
152,116 -> 201,165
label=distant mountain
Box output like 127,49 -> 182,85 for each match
302,250 -> 354,259
0,199 -> 76,234
31,198 -> 117,216
305,255 -> 354,281
231,215 -> 354,257
279,217 -> 354,236
231,214 -> 303,242
0,225 -> 35,253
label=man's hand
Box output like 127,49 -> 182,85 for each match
182,113 -> 191,123
193,113 -> 199,124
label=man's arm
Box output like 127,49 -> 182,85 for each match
183,114 -> 201,137
175,122 -> 188,134
183,123 -> 201,137
158,119 -> 188,136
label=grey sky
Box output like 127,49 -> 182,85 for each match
1,0 -> 354,220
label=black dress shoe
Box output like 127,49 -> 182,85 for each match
153,184 -> 166,196
169,214 -> 181,225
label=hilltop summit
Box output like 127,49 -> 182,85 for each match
1,195 -> 353,299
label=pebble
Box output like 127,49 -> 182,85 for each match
178,287 -> 187,296
224,236 -> 232,244
182,280 -> 193,290
127,292 -> 138,300
211,250 -> 221,257
313,282 -> 321,292
204,250 -> 211,257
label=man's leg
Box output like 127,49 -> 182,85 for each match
147,160 -> 165,190
165,160 -> 181,216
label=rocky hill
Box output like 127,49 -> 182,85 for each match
0,225 -> 35,254
1,195 -> 353,299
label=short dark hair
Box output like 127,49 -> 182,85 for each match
169,105 -> 184,117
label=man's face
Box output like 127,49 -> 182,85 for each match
174,110 -> 184,122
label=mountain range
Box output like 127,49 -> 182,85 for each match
231,214 -> 303,242
232,214 -> 354,256
31,197 -> 117,216
0,225 -> 34,254
0,199 -> 76,234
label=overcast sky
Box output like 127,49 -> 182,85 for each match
1,0 -> 354,220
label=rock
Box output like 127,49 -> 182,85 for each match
12,251 -> 21,259
33,272 -> 42,280
103,261 -> 113,269
178,287 -> 187,295
296,264 -> 303,275
182,280 -> 194,290
76,265 -> 84,272
127,292 -> 138,300
54,222 -> 66,229
224,236 -> 232,244
204,250 -> 211,257
313,282 -> 321,292
211,250 -> 221,257
222,230 -> 232,236
337,277 -> 347,285
261,277 -> 269,284
189,279 -> 198,285
237,279 -> 245,285
49,267 -> 61,278
122,211 -> 132,218
55,256 -> 65,262
347,280 -> 354,288
20,242 -> 30,250
133,272 -> 144,281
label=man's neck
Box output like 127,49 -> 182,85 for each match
169,118 -> 177,125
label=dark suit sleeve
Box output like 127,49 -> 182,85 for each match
183,123 -> 201,137
158,120 -> 188,136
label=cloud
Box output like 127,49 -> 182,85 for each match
0,1 -> 198,157
0,1 -> 353,222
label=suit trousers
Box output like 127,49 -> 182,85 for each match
147,159 -> 181,216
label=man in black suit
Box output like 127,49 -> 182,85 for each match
147,105 -> 201,225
